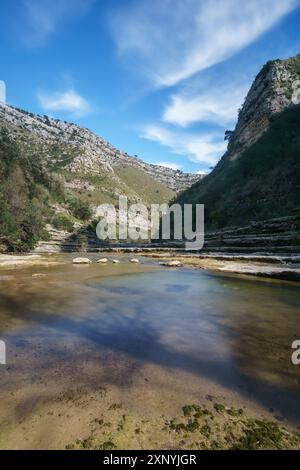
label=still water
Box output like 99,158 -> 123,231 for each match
0,254 -> 300,447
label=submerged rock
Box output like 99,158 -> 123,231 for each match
72,257 -> 91,264
97,258 -> 108,263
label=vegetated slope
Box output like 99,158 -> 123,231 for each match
0,102 -> 201,193
177,54 -> 300,229
0,127 -> 63,251
177,104 -> 300,228
0,123 -> 175,251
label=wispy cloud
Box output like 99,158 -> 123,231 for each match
156,161 -> 182,171
37,89 -> 91,117
0,81 -> 6,104
163,81 -> 249,127
141,125 -> 227,166
111,0 -> 299,87
20,0 -> 92,46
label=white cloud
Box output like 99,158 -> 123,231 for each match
140,125 -> 227,165
0,80 -> 6,104
110,0 -> 299,87
156,161 -> 182,171
21,0 -> 92,46
163,82 -> 249,127
38,89 -> 91,117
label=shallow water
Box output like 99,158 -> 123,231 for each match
0,254 -> 300,447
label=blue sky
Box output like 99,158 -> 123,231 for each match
1,0 -> 300,173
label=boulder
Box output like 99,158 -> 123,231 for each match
97,258 -> 108,263
112,259 -> 121,264
130,258 -> 140,263
73,257 -> 92,264
159,260 -> 182,267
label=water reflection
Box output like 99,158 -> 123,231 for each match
0,264 -> 300,425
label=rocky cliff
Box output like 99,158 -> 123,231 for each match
223,54 -> 300,163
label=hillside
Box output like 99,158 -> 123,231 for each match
177,55 -> 300,230
0,102 -> 201,252
0,103 -> 201,193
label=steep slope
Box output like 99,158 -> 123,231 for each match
177,55 -> 300,230
0,103 -> 201,193
224,54 -> 300,162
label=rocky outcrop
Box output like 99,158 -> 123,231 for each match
223,54 -> 300,163
202,215 -> 300,256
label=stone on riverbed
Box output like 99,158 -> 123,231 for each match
72,257 -> 92,264
160,260 -> 182,267
112,259 -> 121,264
130,258 -> 140,263
97,258 -> 108,263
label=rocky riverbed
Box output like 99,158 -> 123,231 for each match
1,251 -> 300,283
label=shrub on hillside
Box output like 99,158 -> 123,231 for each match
68,197 -> 92,221
51,213 -> 74,232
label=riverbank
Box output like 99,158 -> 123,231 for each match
137,252 -> 300,282
0,254 -> 64,269
2,251 -> 299,283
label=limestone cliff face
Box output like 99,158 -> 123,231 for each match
0,102 -> 201,193
223,54 -> 300,163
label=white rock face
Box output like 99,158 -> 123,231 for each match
97,258 -> 108,263
73,257 -> 91,264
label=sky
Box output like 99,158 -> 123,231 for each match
0,0 -> 300,174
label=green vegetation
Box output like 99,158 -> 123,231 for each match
0,128 -> 53,251
51,213 -> 74,232
68,197 -> 92,221
66,401 -> 300,450
0,127 -> 95,251
177,104 -> 300,228
115,164 -> 175,205
234,420 -> 286,450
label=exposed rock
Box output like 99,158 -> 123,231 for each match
223,55 -> 300,163
112,259 -> 121,264
0,102 -> 202,193
159,260 -> 182,267
130,258 -> 140,263
97,258 -> 108,263
72,257 -> 91,264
